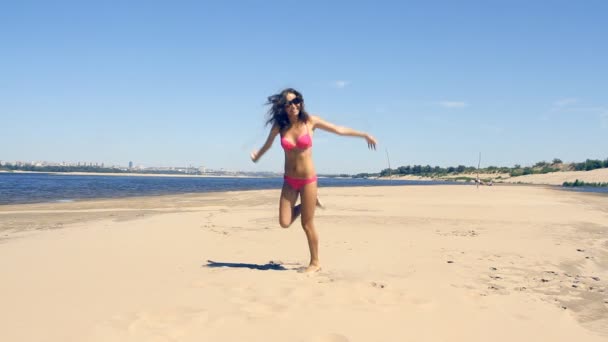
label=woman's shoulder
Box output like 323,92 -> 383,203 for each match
270,123 -> 281,134
307,114 -> 322,124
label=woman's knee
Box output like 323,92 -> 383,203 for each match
279,219 -> 291,228
279,214 -> 292,228
301,219 -> 315,231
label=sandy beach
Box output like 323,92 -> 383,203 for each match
1,185 -> 607,341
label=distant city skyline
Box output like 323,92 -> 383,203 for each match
1,159 -> 206,170
2,2 -> 607,174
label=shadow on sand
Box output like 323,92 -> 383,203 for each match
205,260 -> 288,271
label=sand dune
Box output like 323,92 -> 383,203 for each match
1,185 -> 607,341
505,168 -> 608,185
386,168 -> 608,187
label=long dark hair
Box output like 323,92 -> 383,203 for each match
265,88 -> 310,131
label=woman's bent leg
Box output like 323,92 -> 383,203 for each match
279,182 -> 300,228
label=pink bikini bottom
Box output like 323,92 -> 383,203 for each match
284,175 -> 318,191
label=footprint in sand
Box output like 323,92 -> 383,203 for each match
317,276 -> 335,284
101,309 -> 211,340
371,281 -> 386,289
487,284 -> 507,294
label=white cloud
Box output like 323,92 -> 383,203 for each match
553,98 -> 578,107
439,101 -> 467,108
332,80 -> 350,89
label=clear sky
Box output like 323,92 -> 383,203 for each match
2,0 -> 607,174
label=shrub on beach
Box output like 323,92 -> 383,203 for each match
522,167 -> 534,175
510,169 -> 524,177
563,179 -> 608,187
540,166 -> 559,174
574,159 -> 605,171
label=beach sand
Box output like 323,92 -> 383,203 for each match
1,185 -> 607,341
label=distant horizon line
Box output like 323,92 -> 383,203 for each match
3,157 -> 608,177
2,156 -> 607,168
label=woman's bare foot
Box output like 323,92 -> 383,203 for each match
301,263 -> 322,273
316,197 -> 325,209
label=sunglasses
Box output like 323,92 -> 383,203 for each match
285,97 -> 303,106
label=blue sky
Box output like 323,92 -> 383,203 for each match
2,0 -> 607,174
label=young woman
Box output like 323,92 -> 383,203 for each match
251,88 -> 377,272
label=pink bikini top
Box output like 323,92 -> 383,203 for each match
281,124 -> 312,151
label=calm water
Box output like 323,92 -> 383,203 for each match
0,173 -> 460,205
2,173 -> 605,205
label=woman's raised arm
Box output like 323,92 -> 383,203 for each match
312,115 -> 377,150
251,124 -> 281,162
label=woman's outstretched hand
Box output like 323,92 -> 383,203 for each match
250,150 -> 260,163
365,135 -> 377,150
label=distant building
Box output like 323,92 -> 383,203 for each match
129,161 -> 133,169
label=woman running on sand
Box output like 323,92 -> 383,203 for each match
251,88 -> 377,272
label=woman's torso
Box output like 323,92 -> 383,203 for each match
280,121 -> 316,178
